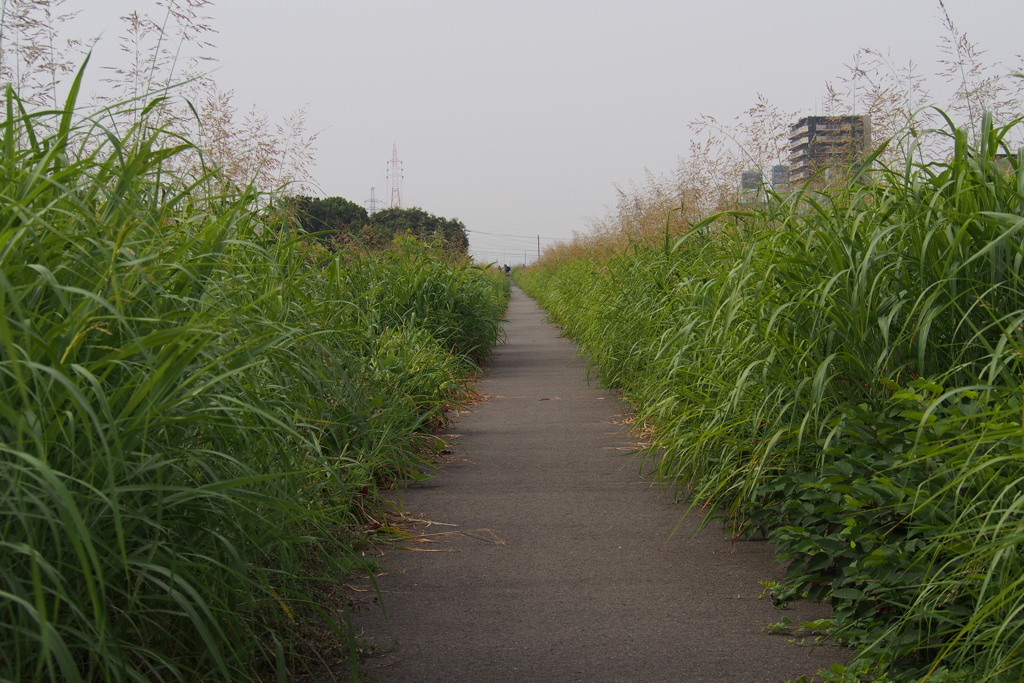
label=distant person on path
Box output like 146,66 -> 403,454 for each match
503,264 -> 511,276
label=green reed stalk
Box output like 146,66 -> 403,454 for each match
520,110 -> 1024,680
1,74 -> 508,680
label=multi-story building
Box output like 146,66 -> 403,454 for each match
739,170 -> 765,204
739,171 -> 763,190
770,164 -> 790,193
788,115 -> 871,185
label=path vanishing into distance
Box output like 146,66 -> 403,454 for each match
351,285 -> 846,682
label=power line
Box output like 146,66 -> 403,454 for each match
465,228 -> 564,242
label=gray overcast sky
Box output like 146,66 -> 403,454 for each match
71,1 -> 1023,263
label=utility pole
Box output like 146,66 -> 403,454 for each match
537,235 -> 540,262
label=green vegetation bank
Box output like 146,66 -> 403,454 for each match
0,83 -> 508,680
519,114 -> 1024,682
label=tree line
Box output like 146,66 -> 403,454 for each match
285,195 -> 470,254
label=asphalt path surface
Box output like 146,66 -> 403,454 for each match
352,285 -> 846,681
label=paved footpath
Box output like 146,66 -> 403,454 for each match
352,285 -> 845,682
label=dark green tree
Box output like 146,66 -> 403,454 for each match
285,195 -> 368,243
367,207 -> 469,254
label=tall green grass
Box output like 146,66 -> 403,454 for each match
0,78 -> 508,680
520,111 -> 1024,680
